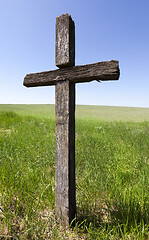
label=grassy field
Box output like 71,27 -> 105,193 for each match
0,104 -> 149,239
1,104 -> 149,122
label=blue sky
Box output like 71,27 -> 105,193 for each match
0,0 -> 149,107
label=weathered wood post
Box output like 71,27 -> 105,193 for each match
55,14 -> 76,224
23,13 -> 120,225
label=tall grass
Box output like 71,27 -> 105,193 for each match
0,105 -> 149,239
76,119 -> 149,239
0,112 -> 56,239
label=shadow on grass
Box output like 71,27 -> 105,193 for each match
74,198 -> 149,237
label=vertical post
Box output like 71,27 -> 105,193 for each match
55,13 -> 76,224
55,80 -> 76,224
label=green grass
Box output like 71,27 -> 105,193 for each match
1,104 -> 149,121
0,105 -> 149,239
0,104 -> 55,120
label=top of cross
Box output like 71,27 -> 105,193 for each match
56,13 -> 75,68
23,13 -> 120,87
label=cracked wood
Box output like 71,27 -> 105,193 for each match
24,60 -> 120,87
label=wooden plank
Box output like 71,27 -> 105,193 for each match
56,13 -> 75,68
23,60 -> 120,87
55,80 -> 76,224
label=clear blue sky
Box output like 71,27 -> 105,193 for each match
0,0 -> 149,107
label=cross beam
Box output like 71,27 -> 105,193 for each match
23,60 -> 119,87
23,13 -> 120,225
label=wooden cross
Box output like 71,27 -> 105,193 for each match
23,13 -> 120,225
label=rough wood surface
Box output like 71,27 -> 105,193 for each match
23,12 -> 120,226
24,60 -> 120,87
55,80 -> 76,224
56,13 -> 75,68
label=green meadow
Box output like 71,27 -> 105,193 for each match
0,104 -> 149,239
1,104 -> 149,122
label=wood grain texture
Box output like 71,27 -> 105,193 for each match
55,80 -> 76,224
23,12 -> 121,226
56,13 -> 75,68
24,60 -> 120,87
